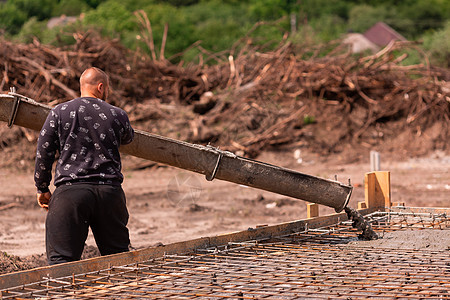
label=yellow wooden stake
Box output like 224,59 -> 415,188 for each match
365,171 -> 391,209
307,203 -> 319,218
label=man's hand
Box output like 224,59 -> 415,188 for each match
37,192 -> 52,211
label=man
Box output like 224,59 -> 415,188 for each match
34,67 -> 134,265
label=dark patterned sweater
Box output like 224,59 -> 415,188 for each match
34,97 -> 134,193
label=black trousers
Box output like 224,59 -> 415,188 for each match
46,184 -> 130,265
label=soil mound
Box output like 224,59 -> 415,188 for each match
0,252 -> 34,275
0,245 -> 100,275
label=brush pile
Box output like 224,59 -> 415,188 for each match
0,31 -> 449,168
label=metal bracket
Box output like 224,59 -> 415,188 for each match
7,87 -> 20,128
205,145 -> 223,181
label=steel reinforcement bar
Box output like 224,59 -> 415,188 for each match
0,207 -> 375,291
1,207 -> 449,299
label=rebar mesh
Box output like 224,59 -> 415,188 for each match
2,209 -> 449,299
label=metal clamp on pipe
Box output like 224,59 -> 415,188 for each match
7,87 -> 20,128
205,145 -> 223,181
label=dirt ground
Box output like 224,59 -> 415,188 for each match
0,147 -> 449,273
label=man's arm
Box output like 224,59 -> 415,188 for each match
120,114 -> 134,145
34,109 -> 59,205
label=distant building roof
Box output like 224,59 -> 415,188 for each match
363,22 -> 406,47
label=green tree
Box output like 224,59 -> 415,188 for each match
82,0 -> 136,34
0,2 -> 27,35
399,0 -> 448,38
310,14 -> 346,41
183,0 -> 248,52
248,0 -> 291,21
53,0 -> 90,16
141,3 -> 195,58
16,15 -> 79,46
424,21 -> 450,68
347,4 -> 399,33
158,0 -> 199,6
298,0 -> 351,20
15,17 -> 47,43
85,0 -> 107,8
11,0 -> 57,20
107,0 -> 157,11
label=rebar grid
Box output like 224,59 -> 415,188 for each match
1,211 -> 449,299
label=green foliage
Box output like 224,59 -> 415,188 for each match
399,49 -> 422,67
11,0 -> 57,20
141,3 -> 194,57
289,24 -> 320,51
424,21 -> 450,68
346,3 -> 423,39
159,0 -> 199,6
348,4 -> 394,33
180,1 -> 250,56
82,0 -> 136,35
0,2 -> 27,35
298,0 -> 351,20
248,0 -> 291,21
398,0 -> 449,38
249,22 -> 287,49
15,17 -> 47,43
310,14 -> 346,41
84,0 -> 106,8
0,0 -> 449,67
16,15 -> 80,46
109,0 -> 157,11
52,0 -> 90,16
303,115 -> 316,125
195,18 -> 241,51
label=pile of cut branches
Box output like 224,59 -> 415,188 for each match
197,40 -> 449,156
0,30 -> 207,106
0,32 -> 449,168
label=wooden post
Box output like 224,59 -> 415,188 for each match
307,203 -> 319,218
365,171 -> 391,209
370,151 -> 380,171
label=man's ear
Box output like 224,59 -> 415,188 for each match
97,82 -> 104,93
97,83 -> 106,99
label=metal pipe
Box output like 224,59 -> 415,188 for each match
0,92 -> 352,212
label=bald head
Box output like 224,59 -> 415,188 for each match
80,67 -> 109,100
